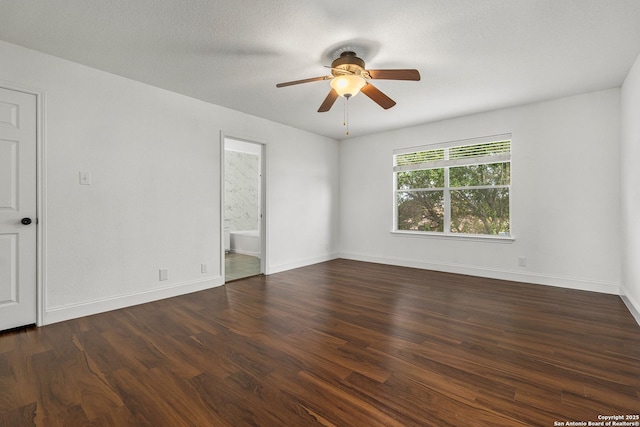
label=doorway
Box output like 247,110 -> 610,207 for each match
222,136 -> 265,281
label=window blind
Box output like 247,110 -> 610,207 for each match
394,135 -> 511,173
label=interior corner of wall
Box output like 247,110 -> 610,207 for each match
620,283 -> 640,327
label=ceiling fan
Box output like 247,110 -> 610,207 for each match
276,51 -> 421,112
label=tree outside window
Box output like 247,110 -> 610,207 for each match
394,137 -> 511,236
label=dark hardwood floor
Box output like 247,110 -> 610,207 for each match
1,259 -> 639,426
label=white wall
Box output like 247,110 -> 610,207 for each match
265,128 -> 341,273
2,37 -> 632,325
621,52 -> 640,324
340,89 -> 621,294
0,40 -> 339,324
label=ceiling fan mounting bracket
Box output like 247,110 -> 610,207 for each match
323,40 -> 380,64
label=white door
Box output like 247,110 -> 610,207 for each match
0,87 -> 37,331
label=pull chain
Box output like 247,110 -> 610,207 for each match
343,97 -> 350,136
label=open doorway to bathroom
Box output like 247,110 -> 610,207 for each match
223,136 -> 265,281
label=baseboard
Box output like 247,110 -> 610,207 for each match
620,284 -> 640,327
44,276 -> 225,325
267,253 -> 339,275
339,252 -> 620,295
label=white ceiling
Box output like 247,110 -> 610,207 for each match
2,0 -> 640,140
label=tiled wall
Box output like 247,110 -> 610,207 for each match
225,150 -> 260,232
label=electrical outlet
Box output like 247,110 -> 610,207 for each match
518,257 -> 526,267
201,263 -> 208,274
159,269 -> 168,281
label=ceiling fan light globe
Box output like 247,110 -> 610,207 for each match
330,75 -> 366,98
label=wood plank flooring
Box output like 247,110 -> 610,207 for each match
1,259 -> 639,426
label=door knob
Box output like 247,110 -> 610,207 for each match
21,218 -> 32,225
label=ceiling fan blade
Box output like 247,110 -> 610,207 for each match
360,83 -> 396,109
318,89 -> 339,112
367,69 -> 421,81
276,76 -> 331,88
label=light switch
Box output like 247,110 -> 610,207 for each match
79,171 -> 92,185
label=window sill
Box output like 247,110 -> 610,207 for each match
390,230 -> 515,243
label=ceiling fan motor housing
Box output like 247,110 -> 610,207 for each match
331,51 -> 366,77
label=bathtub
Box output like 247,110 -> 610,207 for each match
230,230 -> 261,257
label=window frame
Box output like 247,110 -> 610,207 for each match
392,134 -> 513,241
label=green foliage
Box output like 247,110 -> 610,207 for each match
397,169 -> 444,189
450,188 -> 510,235
450,163 -> 510,187
397,191 -> 444,232
396,161 -> 510,235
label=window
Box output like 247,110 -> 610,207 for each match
393,134 -> 511,237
